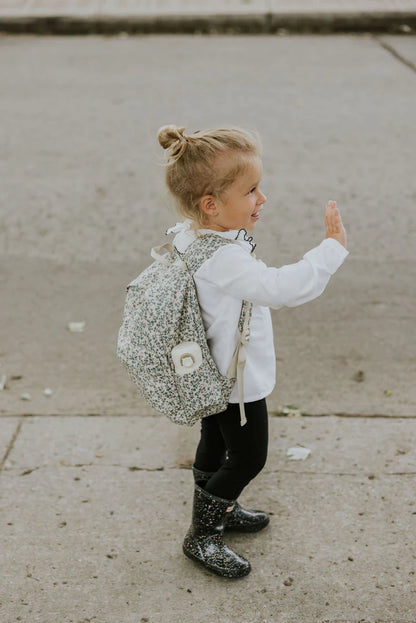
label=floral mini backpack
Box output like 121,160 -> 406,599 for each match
117,233 -> 252,427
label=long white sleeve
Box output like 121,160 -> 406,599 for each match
195,237 -> 349,310
171,225 -> 349,403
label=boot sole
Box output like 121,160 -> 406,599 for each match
226,516 -> 270,533
183,546 -> 251,578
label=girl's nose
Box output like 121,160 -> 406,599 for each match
258,190 -> 267,204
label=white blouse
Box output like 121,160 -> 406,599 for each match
167,221 -> 349,404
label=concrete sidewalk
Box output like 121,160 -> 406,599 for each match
1,0 -> 416,34
2,412 -> 416,622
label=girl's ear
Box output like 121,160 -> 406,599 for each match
199,195 -> 219,218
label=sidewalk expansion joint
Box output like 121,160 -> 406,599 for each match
0,416 -> 24,472
264,469 -> 416,477
2,411 -> 416,419
2,464 -> 416,477
373,35 -> 416,74
3,463 -> 166,473
272,412 -> 416,419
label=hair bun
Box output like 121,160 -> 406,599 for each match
157,125 -> 187,150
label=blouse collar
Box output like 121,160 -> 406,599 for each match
166,220 -> 256,253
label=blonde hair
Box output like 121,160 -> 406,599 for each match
157,125 -> 262,226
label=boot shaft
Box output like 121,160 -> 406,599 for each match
191,484 -> 234,534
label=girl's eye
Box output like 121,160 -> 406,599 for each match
248,187 -> 256,194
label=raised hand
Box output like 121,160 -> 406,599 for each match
325,200 -> 347,249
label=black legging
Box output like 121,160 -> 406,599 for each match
194,398 -> 268,501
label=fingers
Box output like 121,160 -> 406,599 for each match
325,200 -> 347,248
325,200 -> 342,234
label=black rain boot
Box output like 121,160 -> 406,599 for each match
183,484 -> 251,578
192,465 -> 270,533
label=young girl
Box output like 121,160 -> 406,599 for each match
158,124 -> 348,579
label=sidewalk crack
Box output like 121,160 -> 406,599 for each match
373,35 -> 416,74
0,417 -> 24,472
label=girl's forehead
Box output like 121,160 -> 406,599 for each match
235,155 -> 263,184
244,155 -> 263,175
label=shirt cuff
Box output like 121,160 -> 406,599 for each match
303,237 -> 349,276
322,237 -> 349,258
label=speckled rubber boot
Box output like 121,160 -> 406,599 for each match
192,465 -> 270,533
183,484 -> 251,578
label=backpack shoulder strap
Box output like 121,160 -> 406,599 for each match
180,233 -> 231,276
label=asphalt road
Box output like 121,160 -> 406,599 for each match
1,33 -> 415,418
